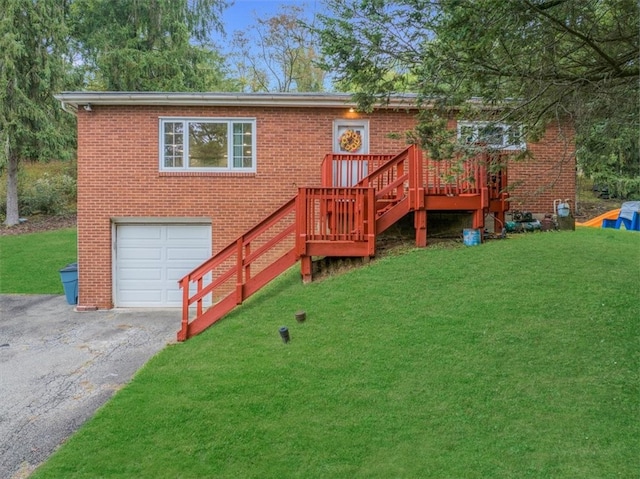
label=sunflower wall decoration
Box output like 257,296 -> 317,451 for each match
339,129 -> 362,152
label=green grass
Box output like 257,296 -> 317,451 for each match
31,228 -> 639,478
0,228 -> 77,293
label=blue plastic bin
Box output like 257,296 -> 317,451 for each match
463,228 -> 481,246
59,262 -> 78,305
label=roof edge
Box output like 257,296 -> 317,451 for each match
54,91 -> 420,114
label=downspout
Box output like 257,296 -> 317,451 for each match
58,100 -> 78,116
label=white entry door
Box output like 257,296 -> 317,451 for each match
115,223 -> 211,307
333,120 -> 370,186
334,120 -> 369,155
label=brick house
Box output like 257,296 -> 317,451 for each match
56,92 -> 575,321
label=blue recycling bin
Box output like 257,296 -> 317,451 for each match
59,262 -> 78,305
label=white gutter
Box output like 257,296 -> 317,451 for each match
58,100 -> 78,115
54,91 -> 419,114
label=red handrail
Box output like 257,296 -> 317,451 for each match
178,145 -> 508,340
178,197 -> 298,341
321,153 -> 395,187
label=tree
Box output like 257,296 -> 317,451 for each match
69,0 -> 233,91
1,0 -> 76,226
317,0 -> 639,187
230,5 -> 327,92
578,117 -> 640,198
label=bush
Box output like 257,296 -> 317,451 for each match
589,172 -> 640,200
20,173 -> 77,215
0,161 -> 77,217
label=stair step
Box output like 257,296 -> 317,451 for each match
376,204 -> 395,215
376,197 -> 402,215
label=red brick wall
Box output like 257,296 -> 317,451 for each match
508,121 -> 576,215
76,105 -> 574,308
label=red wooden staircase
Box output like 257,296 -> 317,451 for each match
177,145 -> 508,341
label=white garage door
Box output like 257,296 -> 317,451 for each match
115,224 -> 211,307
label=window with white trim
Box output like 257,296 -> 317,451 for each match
160,118 -> 256,171
457,121 -> 525,150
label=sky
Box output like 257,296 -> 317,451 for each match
212,0 -> 329,89
220,0 -> 321,36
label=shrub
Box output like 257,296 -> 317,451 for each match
0,161 -> 77,217
20,173 -> 77,215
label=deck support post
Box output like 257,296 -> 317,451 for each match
494,211 -> 505,233
300,255 -> 312,283
414,209 -> 427,247
472,208 -> 484,231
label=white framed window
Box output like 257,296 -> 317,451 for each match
457,121 -> 526,150
160,118 -> 256,172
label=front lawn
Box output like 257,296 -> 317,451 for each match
31,228 -> 640,478
0,228 -> 77,294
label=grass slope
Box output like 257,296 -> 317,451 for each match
0,228 -> 77,293
32,228 -> 639,478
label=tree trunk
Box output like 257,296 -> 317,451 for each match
4,143 -> 20,226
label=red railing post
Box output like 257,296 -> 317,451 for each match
407,145 -> 420,210
480,153 -> 489,207
244,242 -> 251,282
197,277 -> 203,317
320,154 -> 331,187
416,146 -> 425,208
357,188 -> 363,240
178,276 -> 190,341
367,188 -> 376,255
296,188 -> 307,256
398,157 -> 405,201
235,238 -> 243,305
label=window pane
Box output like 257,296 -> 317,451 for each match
189,122 -> 227,168
479,124 -> 504,147
506,125 -> 522,147
232,123 -> 253,168
460,125 -> 475,144
163,122 -> 184,167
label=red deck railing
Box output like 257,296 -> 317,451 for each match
321,153 -> 395,187
296,187 -> 376,258
177,198 -> 298,341
322,146 -> 496,204
178,145 -> 509,340
423,155 -> 487,196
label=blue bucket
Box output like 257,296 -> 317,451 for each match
463,228 -> 481,246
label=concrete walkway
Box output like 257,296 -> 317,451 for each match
0,295 -> 178,478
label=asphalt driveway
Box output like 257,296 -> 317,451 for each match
0,295 -> 178,479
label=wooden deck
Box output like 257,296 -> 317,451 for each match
177,145 -> 509,340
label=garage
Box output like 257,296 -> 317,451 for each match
114,223 -> 211,307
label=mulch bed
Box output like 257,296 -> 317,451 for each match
0,214 -> 77,236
